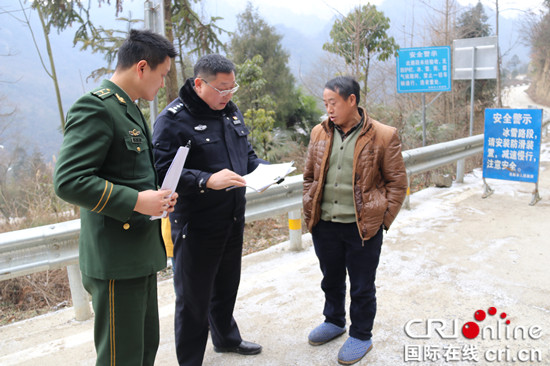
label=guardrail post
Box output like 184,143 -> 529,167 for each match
456,158 -> 465,183
288,209 -> 303,251
66,264 -> 92,321
404,175 -> 411,210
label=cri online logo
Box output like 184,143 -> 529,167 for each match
404,306 -> 542,340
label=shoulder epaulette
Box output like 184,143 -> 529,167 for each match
230,114 -> 242,125
168,102 -> 184,115
91,88 -> 114,100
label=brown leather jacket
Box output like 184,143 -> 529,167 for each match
303,108 -> 408,241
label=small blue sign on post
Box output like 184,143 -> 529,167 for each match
483,108 -> 542,183
396,46 -> 451,93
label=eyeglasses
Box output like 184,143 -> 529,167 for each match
200,78 -> 239,96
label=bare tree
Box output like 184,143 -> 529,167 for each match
299,52 -> 351,104
0,96 -> 19,222
16,1 -> 66,130
523,1 -> 550,105
0,42 -> 18,150
409,0 -> 464,142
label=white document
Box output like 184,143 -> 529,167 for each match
150,145 -> 189,220
242,162 -> 296,193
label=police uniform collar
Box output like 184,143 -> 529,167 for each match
179,78 -> 238,117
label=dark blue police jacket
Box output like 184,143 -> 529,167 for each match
153,78 -> 266,226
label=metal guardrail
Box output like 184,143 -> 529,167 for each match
1,121 -> 548,319
0,175 -> 308,321
0,220 -> 80,281
0,175 -> 304,284
402,134 -> 484,208
245,175 -> 303,222
402,134 -> 484,176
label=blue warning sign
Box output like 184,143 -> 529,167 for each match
396,46 -> 451,93
483,108 -> 542,183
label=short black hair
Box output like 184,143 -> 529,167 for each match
325,76 -> 361,106
116,29 -> 177,71
194,54 -> 236,79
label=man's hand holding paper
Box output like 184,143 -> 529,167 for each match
206,168 -> 247,190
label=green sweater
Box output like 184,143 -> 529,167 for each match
320,125 -> 361,223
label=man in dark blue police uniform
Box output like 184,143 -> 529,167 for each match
153,54 -> 265,366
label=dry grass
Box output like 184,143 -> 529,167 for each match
0,269 -> 72,325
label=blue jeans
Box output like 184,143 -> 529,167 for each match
311,220 -> 383,341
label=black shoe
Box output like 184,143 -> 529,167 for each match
214,340 -> 262,355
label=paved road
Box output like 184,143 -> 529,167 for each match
1,85 -> 549,365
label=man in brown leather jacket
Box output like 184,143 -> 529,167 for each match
303,76 -> 407,365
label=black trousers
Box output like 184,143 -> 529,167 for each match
311,220 -> 383,341
172,218 -> 244,366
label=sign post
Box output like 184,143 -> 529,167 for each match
144,0 -> 165,36
144,0 -> 165,129
482,108 -> 543,205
